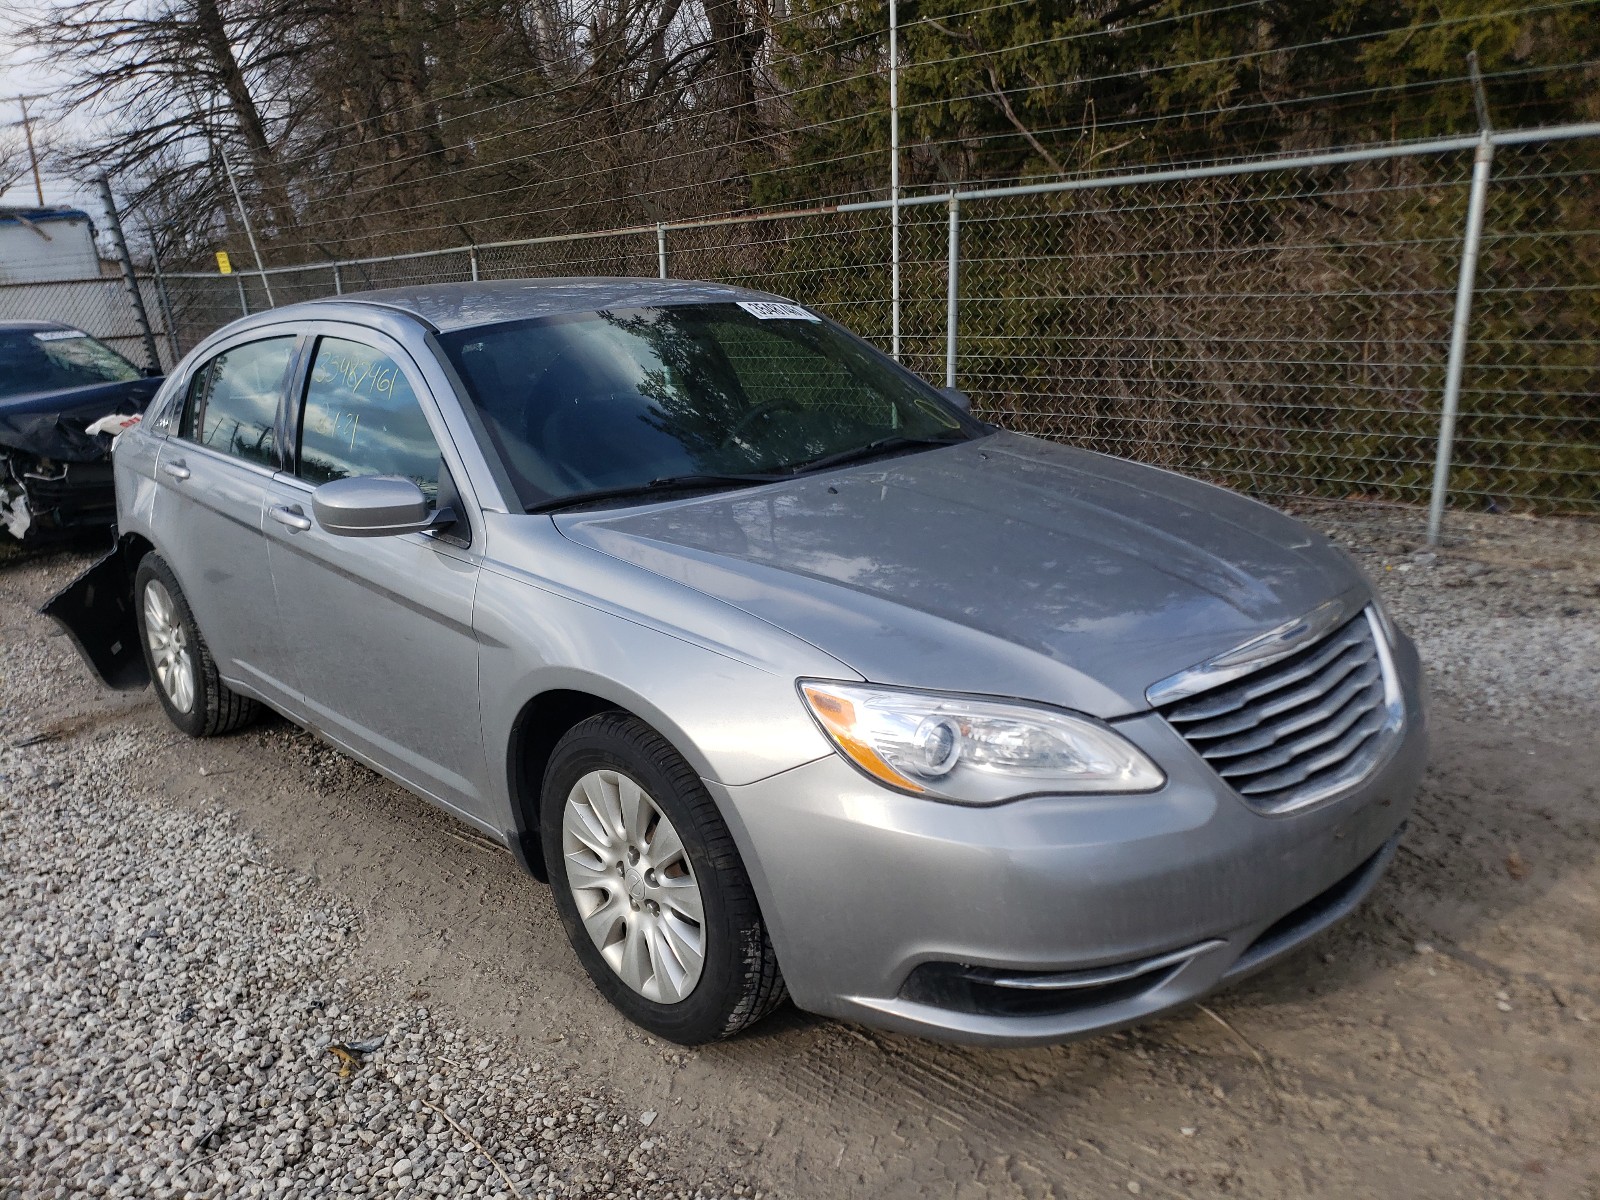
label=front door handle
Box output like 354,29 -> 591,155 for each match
269,504 -> 312,533
161,459 -> 191,481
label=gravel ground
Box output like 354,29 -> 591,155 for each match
2,504 -> 1598,1199
0,723 -> 753,1200
1308,506 -> 1600,741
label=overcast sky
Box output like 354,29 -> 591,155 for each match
1,4 -> 107,218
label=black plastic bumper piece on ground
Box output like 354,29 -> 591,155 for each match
39,548 -> 151,691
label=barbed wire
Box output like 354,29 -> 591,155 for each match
255,55 -> 1578,259
254,0 -> 1282,183
241,0 -> 1594,258
206,0 -> 1311,208
256,0 -> 875,176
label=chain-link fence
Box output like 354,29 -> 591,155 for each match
682,129 -> 1596,531
945,164 -> 1469,511
1463,139 -> 1599,518
0,275 -> 177,371
71,121 -> 1597,541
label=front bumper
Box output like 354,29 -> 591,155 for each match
1,455 -> 117,541
708,636 -> 1427,1046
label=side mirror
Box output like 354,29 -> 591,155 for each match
940,386 -> 972,413
142,365 -> 163,378
312,475 -> 455,538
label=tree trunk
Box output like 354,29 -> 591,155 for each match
192,0 -> 298,234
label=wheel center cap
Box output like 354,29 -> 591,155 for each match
625,867 -> 646,900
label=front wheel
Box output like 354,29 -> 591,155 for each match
540,712 -> 786,1043
134,553 -> 260,737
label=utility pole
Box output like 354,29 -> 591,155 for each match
10,95 -> 47,206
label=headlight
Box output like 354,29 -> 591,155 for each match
798,680 -> 1164,804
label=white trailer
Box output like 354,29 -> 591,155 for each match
0,207 -> 102,284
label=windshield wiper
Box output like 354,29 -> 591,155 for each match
781,431 -> 969,477
528,433 -> 971,514
528,472 -> 784,515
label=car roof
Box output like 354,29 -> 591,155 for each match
0,319 -> 82,334
274,277 -> 791,334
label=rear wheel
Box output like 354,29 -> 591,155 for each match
135,553 -> 260,737
541,712 -> 786,1043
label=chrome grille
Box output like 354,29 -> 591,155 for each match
1157,610 -> 1401,814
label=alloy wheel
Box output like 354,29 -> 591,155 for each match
142,578 -> 195,713
561,768 -> 707,1003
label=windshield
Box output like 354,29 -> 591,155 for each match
437,302 -> 975,509
0,328 -> 142,399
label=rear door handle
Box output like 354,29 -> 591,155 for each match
161,459 -> 191,481
269,503 -> 312,532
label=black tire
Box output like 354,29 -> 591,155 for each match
540,712 -> 787,1043
134,553 -> 260,737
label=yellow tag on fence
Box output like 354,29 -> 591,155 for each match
216,251 -> 233,275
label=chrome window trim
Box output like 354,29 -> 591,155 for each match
163,434 -> 282,481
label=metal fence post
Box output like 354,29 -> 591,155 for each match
236,275 -> 250,316
1426,135 -> 1496,547
469,245 -> 480,282
217,123 -> 275,309
95,176 -> 162,371
142,222 -> 183,367
888,0 -> 901,360
657,224 -> 668,279
945,193 -> 959,389
149,274 -> 182,368
332,263 -> 344,295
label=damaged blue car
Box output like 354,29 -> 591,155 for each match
1,319 -> 161,542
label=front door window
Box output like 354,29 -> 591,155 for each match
297,337 -> 442,505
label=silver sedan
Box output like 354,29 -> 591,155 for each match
48,280 -> 1427,1045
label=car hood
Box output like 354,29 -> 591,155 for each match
0,377 -> 159,462
554,431 -> 1367,716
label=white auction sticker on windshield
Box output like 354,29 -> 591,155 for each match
33,329 -> 88,342
737,301 -> 820,321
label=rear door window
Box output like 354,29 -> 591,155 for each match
179,337 -> 296,467
296,337 -> 442,506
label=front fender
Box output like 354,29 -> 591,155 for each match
476,572 -> 838,785
476,583 -> 841,887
